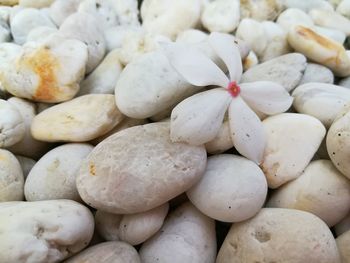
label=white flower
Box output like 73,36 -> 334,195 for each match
162,32 -> 293,164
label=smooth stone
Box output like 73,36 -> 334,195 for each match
140,202 -> 216,263
261,113 -> 326,189
10,8 -> 56,44
115,50 -> 198,119
292,83 -> 350,128
268,160 -> 350,226
299,63 -> 334,84
339,76 -> 350,88
236,18 -> 267,58
1,35 -> 88,103
78,49 -> 123,95
0,200 -> 94,263
0,99 -> 25,147
337,0 -> 350,19
96,203 -> 169,245
103,25 -> 142,52
310,8 -> 350,36
77,122 -> 207,214
277,8 -> 315,32
205,120 -> 234,154
0,20 -> 10,43
337,230 -> 350,262
260,21 -> 291,61
243,50 -> 258,71
216,208 -> 341,263
49,0 -> 80,26
26,26 -> 58,43
0,6 -> 11,22
314,26 -> 346,44
91,117 -> 148,145
288,25 -> 350,77
187,154 -> 267,222
19,0 -> 54,8
240,0 -> 284,21
0,149 -> 23,201
31,94 -> 124,142
242,53 -> 307,92
201,0 -> 240,33
327,105 -> 350,178
335,213 -> 350,236
59,12 -> 106,73
15,155 -> 35,179
24,143 -> 93,202
63,241 -> 141,263
141,0 -> 202,39
283,0 -> 334,12
6,97 -> 49,159
0,0 -> 18,5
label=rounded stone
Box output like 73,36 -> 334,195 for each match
217,208 -> 341,263
76,122 -> 207,214
267,160 -> 350,226
24,143 -> 94,202
187,154 -> 267,222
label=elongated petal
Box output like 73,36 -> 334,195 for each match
208,32 -> 243,82
161,42 -> 229,87
240,81 -> 293,115
170,88 -> 232,145
228,97 -> 266,164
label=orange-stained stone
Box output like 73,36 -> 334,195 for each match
89,163 -> 96,176
21,47 -> 60,102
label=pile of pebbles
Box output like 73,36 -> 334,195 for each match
1,0 -> 350,262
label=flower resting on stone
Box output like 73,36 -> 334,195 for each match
162,32 -> 293,164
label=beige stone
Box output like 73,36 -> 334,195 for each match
76,122 -> 207,214
337,230 -> 350,263
31,94 -> 124,142
240,0 -> 284,21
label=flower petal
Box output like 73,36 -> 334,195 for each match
161,42 -> 229,87
228,97 -> 266,164
208,32 -> 243,82
170,88 -> 232,145
240,81 -> 293,115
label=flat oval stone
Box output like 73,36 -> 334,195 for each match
63,241 -> 141,263
31,94 -> 124,142
76,122 -> 207,214
310,9 -> 350,36
0,200 -> 94,263
187,154 -> 267,222
262,113 -> 326,188
267,160 -> 350,226
24,143 -> 93,202
292,83 -> 350,128
242,53 -> 307,92
299,63 -> 334,84
288,25 -> 350,77
217,208 -> 341,263
337,230 -> 350,262
139,202 -> 217,263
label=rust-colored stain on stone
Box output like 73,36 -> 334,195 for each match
89,163 -> 96,176
21,47 -> 60,102
296,26 -> 340,51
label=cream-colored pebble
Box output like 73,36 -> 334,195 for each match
15,155 -> 35,179
0,0 -> 18,5
283,0 -> 334,12
261,113 -> 326,188
77,122 -> 207,214
310,8 -> 350,36
335,213 -> 350,236
292,83 -> 350,128
141,0 -> 202,40
63,241 -> 141,263
26,26 -> 58,43
217,208 -> 341,263
336,230 -> 350,263
31,94 -> 124,142
337,0 -> 350,19
288,25 -> 350,77
0,99 -> 25,148
78,49 -> 123,95
268,160 -> 350,226
140,202 -> 217,263
24,143 -> 93,202
187,155 -> 267,222
277,8 -> 315,32
201,0 -> 240,33
240,0 -> 284,21
205,120 -> 234,154
19,0 -> 55,8
314,26 -> 346,44
299,63 -> 334,84
0,200 -> 94,263
0,149 -> 23,201
49,0 -> 81,26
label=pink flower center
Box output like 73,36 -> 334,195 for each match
227,81 -> 241,97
